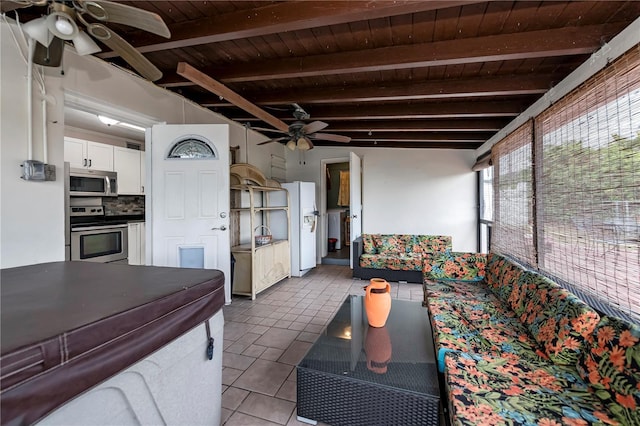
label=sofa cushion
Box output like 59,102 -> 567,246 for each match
424,251 -> 486,282
444,351 -> 617,426
523,279 -> 600,366
409,235 -> 452,255
362,234 -> 376,254
359,253 -> 422,271
424,280 -> 494,301
577,316 -> 640,425
371,234 -> 408,256
449,299 -> 548,365
485,253 -> 523,304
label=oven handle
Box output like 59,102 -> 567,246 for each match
71,224 -> 129,232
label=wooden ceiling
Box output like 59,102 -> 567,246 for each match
16,1 -> 640,149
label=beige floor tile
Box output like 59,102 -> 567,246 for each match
222,387 -> 250,410
295,332 -> 319,343
278,341 -> 312,366
255,328 -> 300,349
260,347 -> 285,361
225,411 -> 281,426
233,359 -> 293,396
237,392 -> 295,425
242,344 -> 267,358
223,352 -> 256,370
222,367 -> 244,386
275,380 -> 297,402
221,408 -> 233,424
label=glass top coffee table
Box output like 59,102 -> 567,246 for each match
296,295 -> 440,426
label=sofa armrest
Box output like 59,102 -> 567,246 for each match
424,251 -> 487,282
352,236 -> 364,274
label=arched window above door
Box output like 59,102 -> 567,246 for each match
167,136 -> 217,159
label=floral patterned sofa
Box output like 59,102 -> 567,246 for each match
424,251 -> 640,426
352,234 -> 451,283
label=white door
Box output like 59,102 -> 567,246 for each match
149,124 -> 231,304
349,152 -> 362,268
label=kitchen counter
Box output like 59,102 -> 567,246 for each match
1,261 -> 225,425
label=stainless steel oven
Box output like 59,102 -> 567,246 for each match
71,223 -> 128,263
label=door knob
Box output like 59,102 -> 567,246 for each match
211,225 -> 227,231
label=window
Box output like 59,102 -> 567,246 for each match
167,136 -> 216,159
535,46 -> 640,319
479,167 -> 493,253
491,121 -> 536,266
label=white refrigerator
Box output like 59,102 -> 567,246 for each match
275,181 -> 317,277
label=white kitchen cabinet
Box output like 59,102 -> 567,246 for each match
128,222 -> 146,265
114,147 -> 143,195
64,137 -> 114,171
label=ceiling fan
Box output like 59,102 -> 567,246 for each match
4,0 -> 170,81
255,104 -> 351,151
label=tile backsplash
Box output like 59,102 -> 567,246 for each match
103,195 -> 145,216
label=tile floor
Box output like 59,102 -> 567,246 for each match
220,264 -> 426,425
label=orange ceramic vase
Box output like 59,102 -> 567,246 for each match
364,278 -> 392,327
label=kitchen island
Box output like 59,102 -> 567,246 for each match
1,261 -> 225,425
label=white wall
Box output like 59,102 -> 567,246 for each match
1,19 -> 281,268
286,147 -> 478,253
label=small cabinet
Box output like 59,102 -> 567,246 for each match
64,137 -> 113,171
230,184 -> 291,300
114,147 -> 145,195
128,222 -> 146,265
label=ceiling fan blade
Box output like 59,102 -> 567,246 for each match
310,133 -> 351,143
32,36 -> 64,67
79,0 -> 170,38
302,120 -> 328,134
87,24 -> 162,81
257,137 -> 288,145
1,0 -> 44,13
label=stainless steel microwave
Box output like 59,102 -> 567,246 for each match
69,168 -> 117,197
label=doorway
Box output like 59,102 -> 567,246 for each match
322,161 -> 350,265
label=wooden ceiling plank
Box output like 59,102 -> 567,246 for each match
324,119 -> 507,132
176,62 -> 289,132
219,74 -> 555,105
190,24 -> 619,83
312,141 -> 483,149
346,132 -> 488,142
218,100 -> 530,119
99,1 -> 485,58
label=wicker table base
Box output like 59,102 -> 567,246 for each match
297,296 -> 440,426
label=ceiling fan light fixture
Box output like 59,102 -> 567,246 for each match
23,16 -> 52,47
72,30 -> 101,56
297,136 -> 312,151
47,11 -> 79,40
286,139 -> 297,151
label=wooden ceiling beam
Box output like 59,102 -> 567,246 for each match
331,132 -> 489,143
163,24 -> 619,84
197,74 -> 554,105
218,100 -> 529,120
319,119 -> 508,132
312,141 -> 483,149
176,62 -> 289,132
99,1 -> 483,58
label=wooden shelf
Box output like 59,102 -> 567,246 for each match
230,184 -> 291,300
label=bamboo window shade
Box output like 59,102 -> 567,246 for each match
534,45 -> 640,320
491,120 -> 537,267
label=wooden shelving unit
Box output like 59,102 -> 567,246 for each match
230,184 -> 291,300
